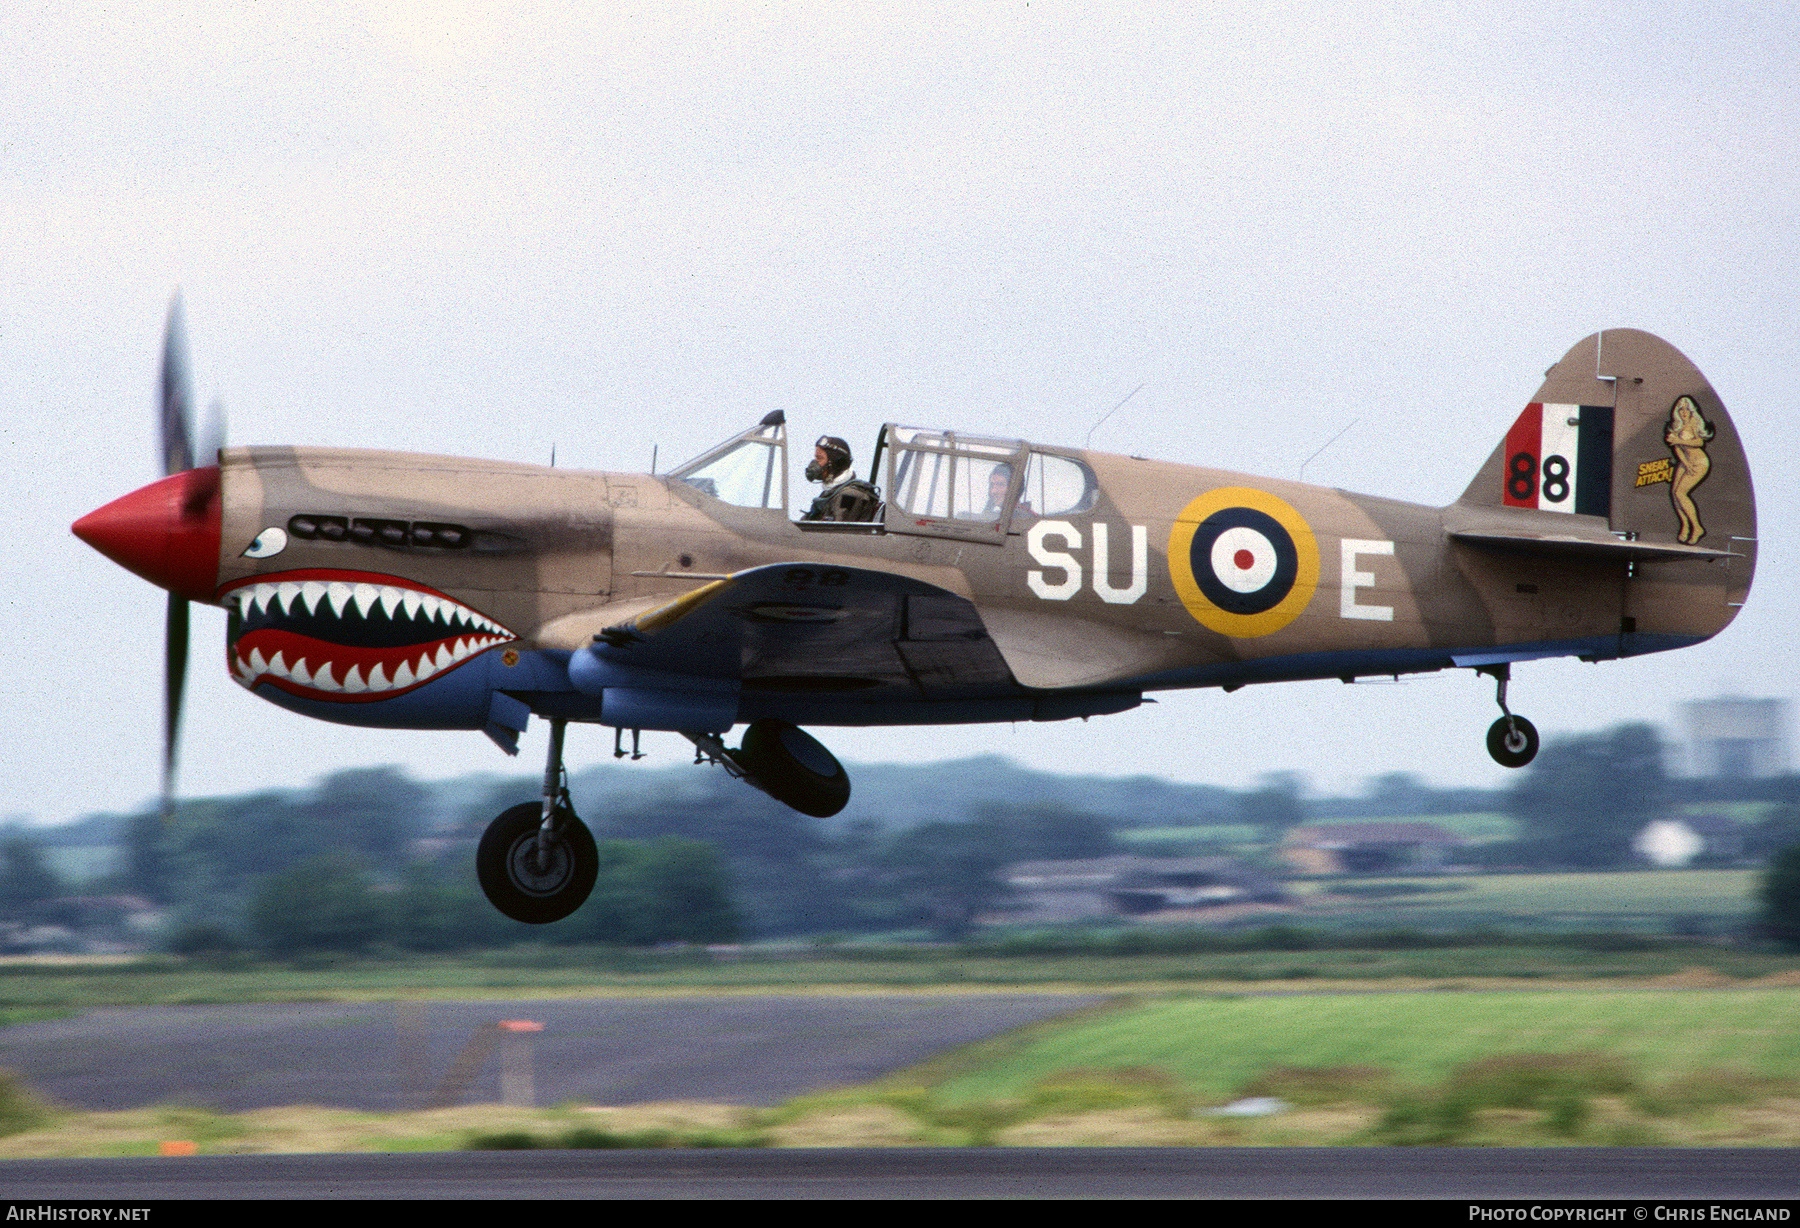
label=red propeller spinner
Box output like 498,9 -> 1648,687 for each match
73,466 -> 221,603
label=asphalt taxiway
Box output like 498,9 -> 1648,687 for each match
0,994 -> 1107,1110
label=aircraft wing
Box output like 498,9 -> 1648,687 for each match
585,563 -> 1017,695
975,606 -> 1193,690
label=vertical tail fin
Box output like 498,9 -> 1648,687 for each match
1458,329 -> 1756,642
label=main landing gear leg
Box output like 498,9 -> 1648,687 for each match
1478,664 -> 1539,769
476,717 -> 598,924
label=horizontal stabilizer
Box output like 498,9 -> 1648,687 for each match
1448,526 -> 1740,561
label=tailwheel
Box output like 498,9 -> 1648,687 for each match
1477,662 -> 1538,769
476,802 -> 598,924
1486,715 -> 1539,769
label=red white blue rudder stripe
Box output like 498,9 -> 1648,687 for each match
1500,402 -> 1614,516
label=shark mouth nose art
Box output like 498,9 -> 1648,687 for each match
221,569 -> 513,702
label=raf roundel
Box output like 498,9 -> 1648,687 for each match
1169,487 -> 1320,637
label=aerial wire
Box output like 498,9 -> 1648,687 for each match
1085,383 -> 1145,449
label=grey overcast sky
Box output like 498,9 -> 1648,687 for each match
7,1 -> 1798,824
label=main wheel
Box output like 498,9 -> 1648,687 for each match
476,802 -> 598,924
1486,715 -> 1539,768
733,719 -> 851,817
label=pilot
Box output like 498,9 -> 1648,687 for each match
803,436 -> 880,522
982,464 -> 1012,516
982,462 -> 1033,519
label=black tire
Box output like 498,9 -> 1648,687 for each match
1486,715 -> 1539,769
735,719 -> 851,817
476,802 -> 598,924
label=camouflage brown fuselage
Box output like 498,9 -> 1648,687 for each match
209,329 -> 1752,736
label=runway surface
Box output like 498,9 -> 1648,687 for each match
5,1147 -> 1799,1199
0,995 -> 1108,1111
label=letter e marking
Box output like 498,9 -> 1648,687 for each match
1341,539 -> 1395,621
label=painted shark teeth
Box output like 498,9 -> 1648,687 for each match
232,631 -> 511,695
228,578 -> 508,639
227,575 -> 513,697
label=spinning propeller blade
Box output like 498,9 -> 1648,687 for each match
163,592 -> 188,822
151,296 -> 224,819
160,295 -> 194,477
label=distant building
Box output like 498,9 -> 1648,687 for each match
1001,856 -> 1286,922
1682,696 -> 1789,780
1280,822 -> 1462,875
1634,820 -> 1705,868
1634,815 -> 1745,868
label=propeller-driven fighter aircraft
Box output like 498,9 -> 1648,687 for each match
74,307 -> 1756,922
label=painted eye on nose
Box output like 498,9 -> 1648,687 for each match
242,527 -> 289,559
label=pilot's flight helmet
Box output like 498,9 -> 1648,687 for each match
808,435 -> 852,483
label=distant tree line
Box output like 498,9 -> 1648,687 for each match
219,834 -> 741,957
14,729 -> 1800,955
10,764 -> 1125,954
0,836 -> 63,921
1474,722 -> 1800,872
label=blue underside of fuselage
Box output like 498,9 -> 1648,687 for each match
247,631 -> 1705,733
1123,630 -> 1705,693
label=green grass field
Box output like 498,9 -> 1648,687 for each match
1333,812 -> 1518,842
8,972 -> 1800,1152
926,987 -> 1800,1107
1119,824 -> 1264,848
1121,812 -> 1519,851
1302,869 -> 1758,933
3,935 -> 1798,1011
